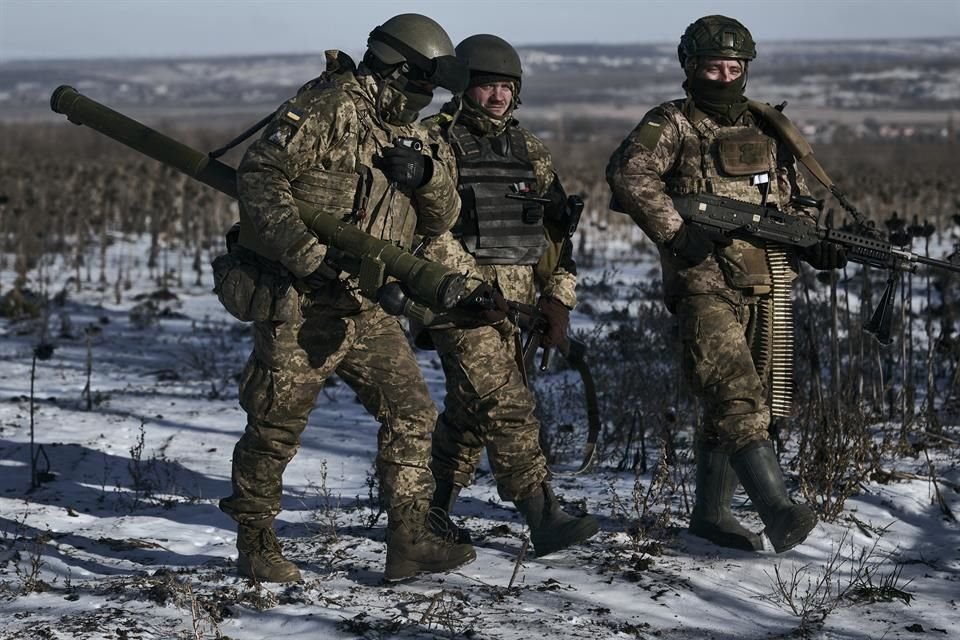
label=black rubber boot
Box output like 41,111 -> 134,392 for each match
513,483 -> 600,557
688,444 -> 763,551
430,478 -> 472,544
384,506 -> 476,581
236,524 -> 302,583
730,440 -> 817,553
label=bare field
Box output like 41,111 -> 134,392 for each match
521,102 -> 957,126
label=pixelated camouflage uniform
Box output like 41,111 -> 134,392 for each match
607,98 -> 812,452
419,100 -> 576,501
219,52 -> 461,529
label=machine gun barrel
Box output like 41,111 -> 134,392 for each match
49,85 -> 466,310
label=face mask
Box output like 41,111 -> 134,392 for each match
688,74 -> 746,104
687,74 -> 748,125
376,71 -> 433,125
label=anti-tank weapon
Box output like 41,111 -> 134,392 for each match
49,85 -> 467,310
671,193 -> 960,345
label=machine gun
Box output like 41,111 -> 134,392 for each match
49,85 -> 467,311
671,193 -> 960,345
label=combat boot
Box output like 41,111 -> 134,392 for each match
384,507 -> 476,581
513,483 -> 600,557
430,478 -> 472,544
730,440 -> 818,553
236,524 -> 302,583
688,444 -> 763,551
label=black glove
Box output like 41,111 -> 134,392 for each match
379,144 -> 432,189
521,200 -> 544,224
301,261 -> 339,289
536,295 -> 570,349
801,241 -> 848,270
458,282 -> 509,324
667,223 -> 732,266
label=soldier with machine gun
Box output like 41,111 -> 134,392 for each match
607,15 -> 849,554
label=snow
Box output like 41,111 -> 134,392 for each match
1,235 -> 957,640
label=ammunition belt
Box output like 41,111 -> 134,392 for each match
766,247 -> 794,418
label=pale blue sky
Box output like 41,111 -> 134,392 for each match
1,0 -> 958,61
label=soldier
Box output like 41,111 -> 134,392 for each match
217,14 -> 476,582
606,16 -> 846,553
419,34 -> 599,557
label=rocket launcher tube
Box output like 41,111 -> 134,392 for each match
50,85 -> 466,310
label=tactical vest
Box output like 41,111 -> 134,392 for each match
238,73 -> 419,266
662,100 -> 783,292
448,124 -> 547,265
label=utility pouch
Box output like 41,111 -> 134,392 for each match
715,239 -> 772,295
291,168 -> 360,220
716,129 -> 774,177
211,246 -> 298,323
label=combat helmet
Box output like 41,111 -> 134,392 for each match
366,13 -> 468,94
678,15 -> 756,72
456,34 -> 523,91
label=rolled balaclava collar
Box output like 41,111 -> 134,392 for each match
685,60 -> 749,126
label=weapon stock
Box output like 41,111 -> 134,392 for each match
507,300 -> 599,473
49,85 -> 467,310
672,194 -> 960,345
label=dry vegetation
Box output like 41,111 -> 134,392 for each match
2,119 -> 959,525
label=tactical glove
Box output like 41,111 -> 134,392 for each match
522,200 -> 544,224
667,223 -> 732,266
379,144 -> 433,189
800,240 -> 847,270
536,295 -> 570,349
458,282 -> 509,324
301,261 -> 340,289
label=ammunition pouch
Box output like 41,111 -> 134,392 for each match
211,245 -> 299,323
715,129 -> 774,177
715,239 -> 772,295
291,167 -> 363,219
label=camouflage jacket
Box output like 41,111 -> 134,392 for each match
236,51 -> 460,307
607,98 -> 812,307
420,104 -> 577,309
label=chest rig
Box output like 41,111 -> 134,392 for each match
448,124 -> 546,265
663,101 -> 781,204
661,101 -> 783,294
238,71 -> 420,266
308,77 -> 420,248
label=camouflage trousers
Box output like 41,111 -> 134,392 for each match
676,292 -> 772,452
429,323 -> 549,502
219,290 -> 438,528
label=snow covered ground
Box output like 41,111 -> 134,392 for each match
0,236 -> 957,639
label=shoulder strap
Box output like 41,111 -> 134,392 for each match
508,128 -> 529,163
747,99 -> 833,190
449,123 -> 482,160
747,99 -> 869,225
